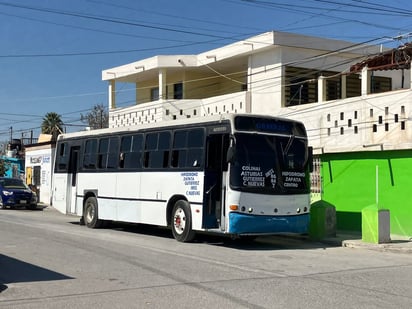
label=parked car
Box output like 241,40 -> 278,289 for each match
0,177 -> 38,210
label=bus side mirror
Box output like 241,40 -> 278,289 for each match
226,146 -> 236,164
308,146 -> 313,173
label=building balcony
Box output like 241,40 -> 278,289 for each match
109,91 -> 251,128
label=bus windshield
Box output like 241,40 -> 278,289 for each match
230,133 -> 310,194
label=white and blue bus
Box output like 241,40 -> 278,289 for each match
52,114 -> 312,242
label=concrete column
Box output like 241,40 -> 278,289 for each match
247,56 -> 253,92
135,83 -> 139,105
159,69 -> 167,100
247,56 -> 253,112
410,68 -> 412,89
341,74 -> 347,99
108,80 -> 116,109
318,76 -> 326,103
361,66 -> 371,96
362,206 -> 391,244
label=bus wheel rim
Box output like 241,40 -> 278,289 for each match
173,207 -> 186,235
86,205 -> 95,223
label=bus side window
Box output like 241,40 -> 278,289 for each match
107,137 -> 120,169
120,134 -> 144,169
98,138 -> 109,169
171,130 -> 187,168
83,139 -> 97,169
158,131 -> 171,168
119,135 -> 132,169
130,134 -> 143,168
187,129 -> 204,168
144,132 -> 171,169
144,133 -> 157,168
57,142 -> 68,171
171,129 -> 204,168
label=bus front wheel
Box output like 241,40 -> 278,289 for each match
84,196 -> 103,228
171,200 -> 195,242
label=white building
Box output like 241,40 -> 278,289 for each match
24,135 -> 56,205
102,31 -> 412,154
101,31 -> 412,237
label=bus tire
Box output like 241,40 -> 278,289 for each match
171,200 -> 195,242
84,196 -> 103,228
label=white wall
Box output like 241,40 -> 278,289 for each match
248,49 -> 282,115
277,89 -> 412,153
25,148 -> 54,205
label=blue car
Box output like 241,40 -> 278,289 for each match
0,177 -> 38,210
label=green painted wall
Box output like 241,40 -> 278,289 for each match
321,150 -> 412,237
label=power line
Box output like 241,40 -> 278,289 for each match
312,0 -> 412,15
0,34 -> 393,135
87,0 -> 258,34
0,1 -> 410,135
0,39 -> 231,58
0,11 -> 199,44
0,2 -> 233,39
230,0 -> 411,33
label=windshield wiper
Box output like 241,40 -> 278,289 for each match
283,134 -> 295,156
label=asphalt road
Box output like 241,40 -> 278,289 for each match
1,206 -> 412,309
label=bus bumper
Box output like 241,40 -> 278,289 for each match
228,212 -> 309,234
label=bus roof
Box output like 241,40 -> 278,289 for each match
57,113 -> 306,141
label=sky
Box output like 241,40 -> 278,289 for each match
0,0 -> 411,142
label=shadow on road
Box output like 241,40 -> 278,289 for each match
68,220 -> 339,251
0,254 -> 73,293
1,204 -> 48,211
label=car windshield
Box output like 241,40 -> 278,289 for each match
229,133 -> 310,194
0,178 -> 28,189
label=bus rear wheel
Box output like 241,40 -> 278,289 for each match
84,196 -> 103,228
171,200 -> 195,242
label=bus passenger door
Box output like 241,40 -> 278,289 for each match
203,134 -> 229,230
67,146 -> 80,214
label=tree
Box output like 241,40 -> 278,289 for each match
41,112 -> 64,140
81,104 -> 109,130
0,159 -> 9,177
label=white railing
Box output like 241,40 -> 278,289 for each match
109,91 -> 250,128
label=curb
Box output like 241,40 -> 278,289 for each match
342,239 -> 412,254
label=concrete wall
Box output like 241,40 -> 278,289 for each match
247,49 -> 282,115
277,89 -> 412,153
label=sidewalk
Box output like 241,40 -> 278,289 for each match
320,233 -> 412,254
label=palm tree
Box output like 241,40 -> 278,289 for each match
41,112 -> 64,140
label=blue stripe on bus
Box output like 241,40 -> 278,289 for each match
228,212 -> 309,234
